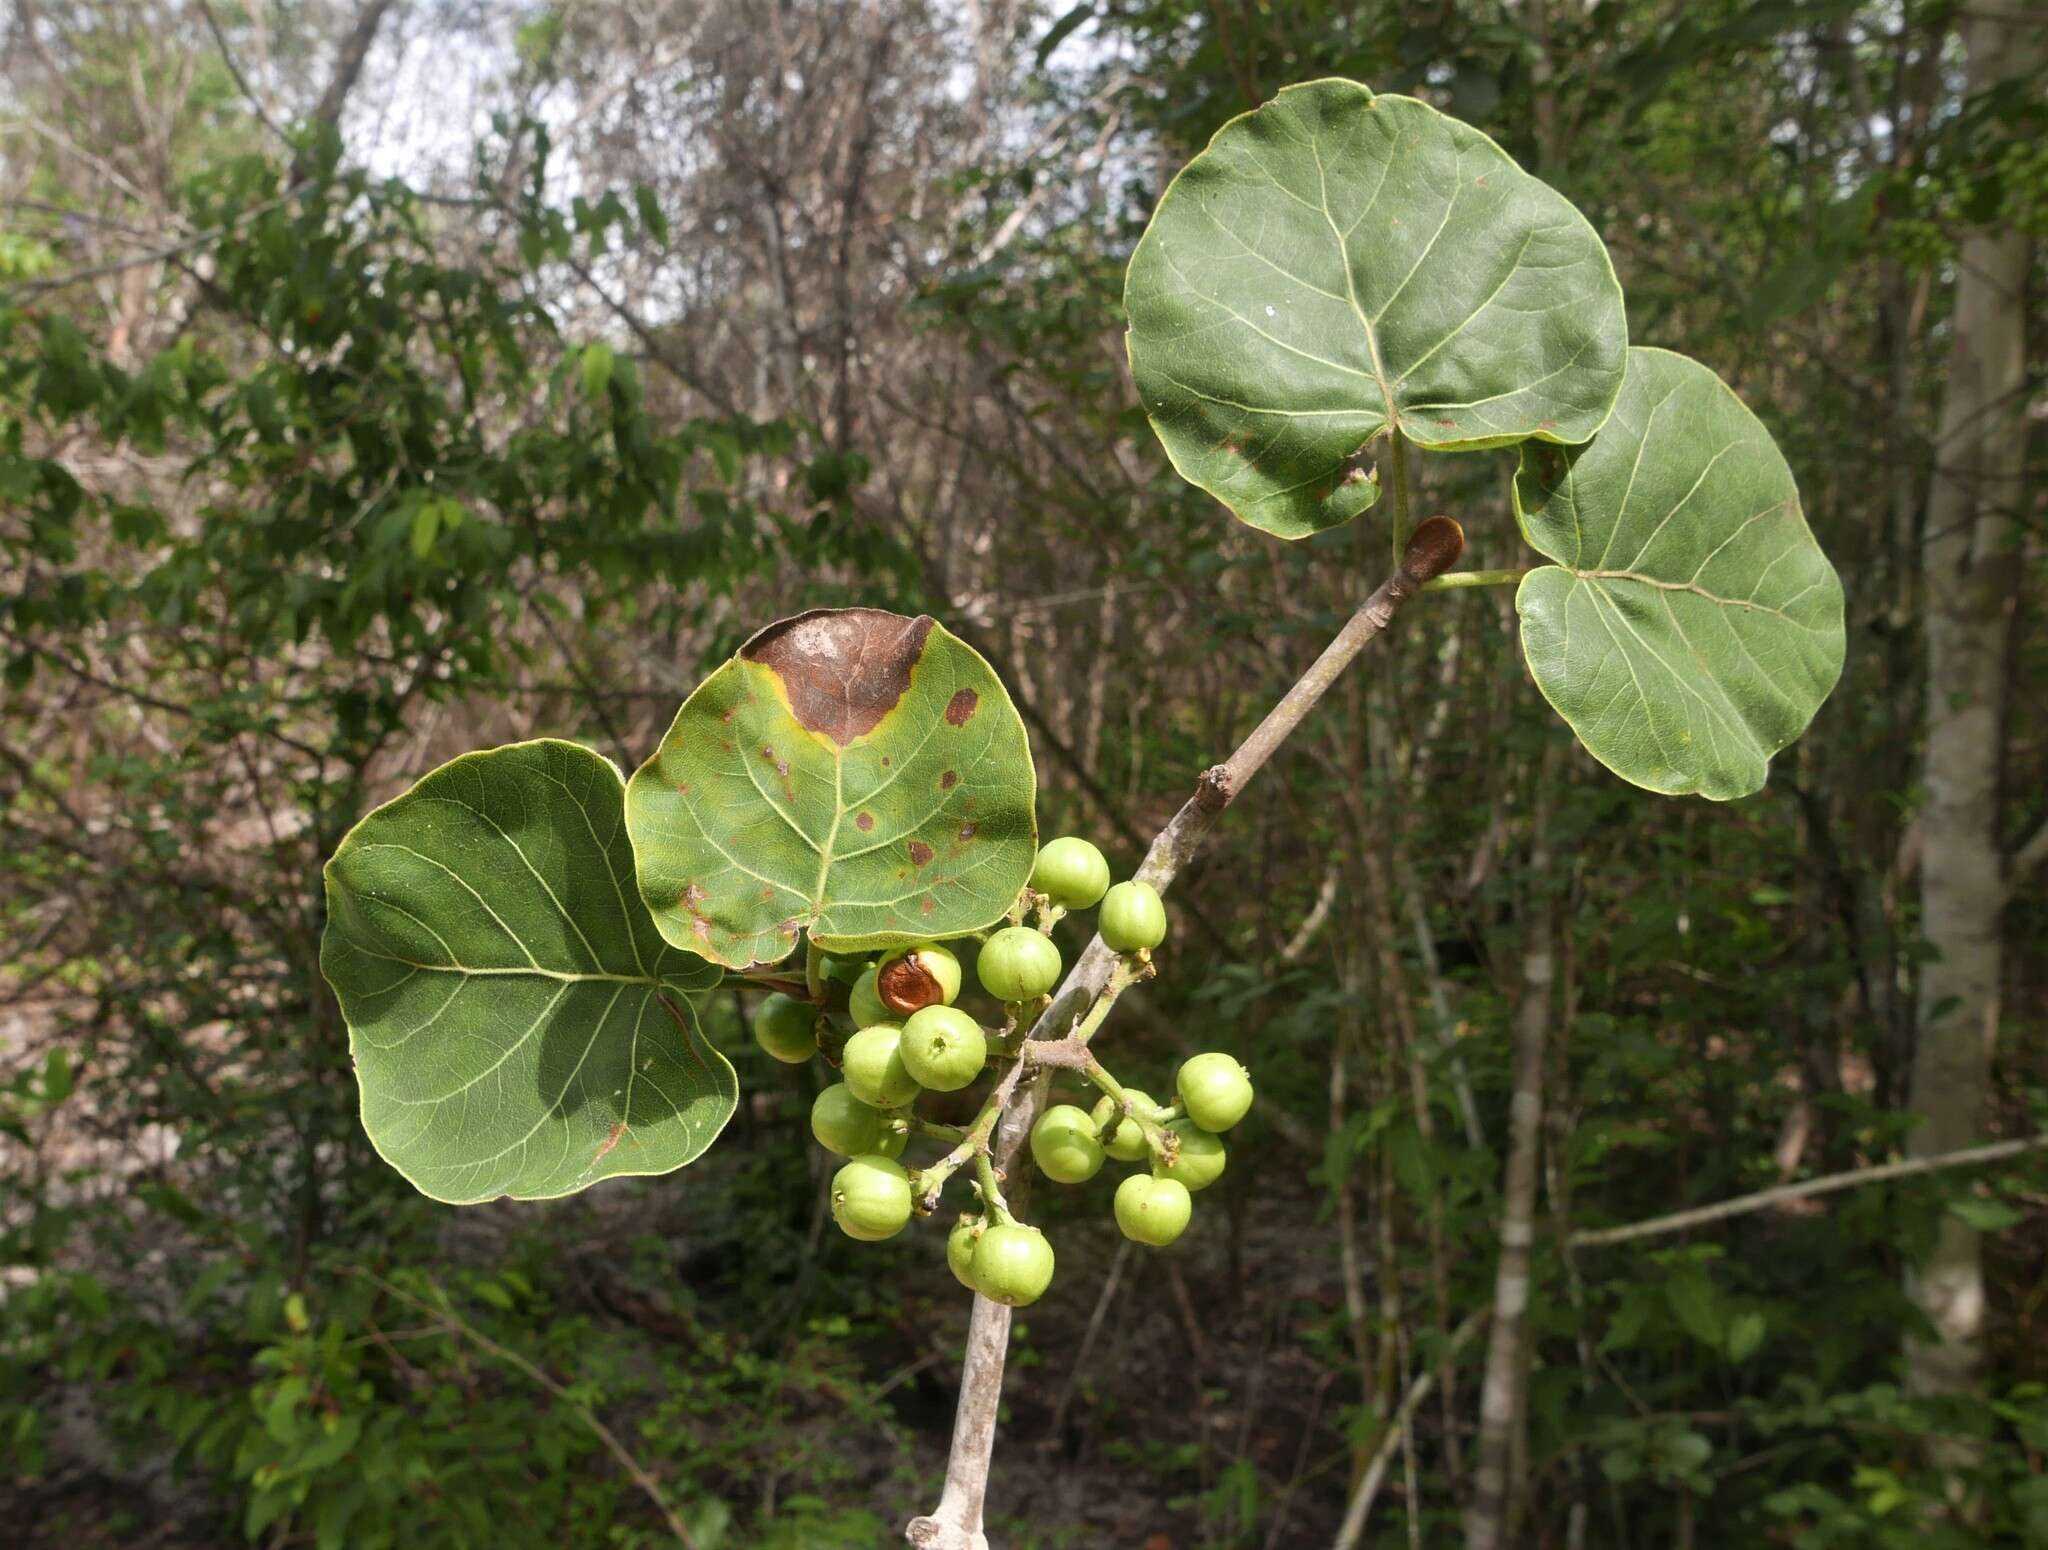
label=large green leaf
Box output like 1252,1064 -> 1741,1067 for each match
1125,78 -> 1627,540
625,608 -> 1037,968
1514,348 -> 1845,800
321,739 -> 731,1204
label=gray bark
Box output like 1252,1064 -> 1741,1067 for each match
1466,743 -> 1562,1550
1903,10 -> 2042,1409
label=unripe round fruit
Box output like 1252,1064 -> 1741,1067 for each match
977,927 -> 1063,1002
830,1154 -> 913,1241
946,1217 -> 984,1290
1159,1120 -> 1226,1192
816,951 -> 870,987
1114,1173 -> 1192,1246
848,968 -> 892,1029
1091,1089 -> 1155,1163
1030,1104 -> 1106,1184
898,1005 -> 987,1092
970,1222 -> 1055,1306
810,1082 -> 885,1157
877,940 -> 963,1015
753,993 -> 817,1063
1098,880 -> 1168,952
1176,1052 -> 1254,1133
841,1023 -> 922,1108
1031,836 -> 1111,909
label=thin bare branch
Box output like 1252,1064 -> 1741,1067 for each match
905,517 -> 1466,1550
1569,1135 -> 2048,1250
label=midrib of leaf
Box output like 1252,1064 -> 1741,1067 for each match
1564,569 -> 1828,628
346,947 -> 668,986
1308,134 -> 1401,431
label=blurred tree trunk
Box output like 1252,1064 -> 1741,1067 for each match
1467,741 -> 1561,1550
1902,8 -> 2041,1417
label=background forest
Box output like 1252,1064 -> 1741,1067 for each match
2,1 -> 2044,1546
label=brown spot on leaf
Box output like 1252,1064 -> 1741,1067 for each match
907,840 -> 935,867
683,883 -> 708,907
959,822 -> 977,840
720,708 -> 734,723
880,755 -> 891,767
919,897 -> 935,915
692,918 -> 712,942
1436,419 -> 1458,429
741,608 -> 935,745
945,688 -> 979,726
940,770 -> 958,790
674,781 -> 689,796
856,812 -> 875,831
593,1122 -> 625,1165
759,886 -> 775,901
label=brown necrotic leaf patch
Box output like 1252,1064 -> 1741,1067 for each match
907,840 -> 935,867
945,687 -> 979,726
741,608 -> 935,745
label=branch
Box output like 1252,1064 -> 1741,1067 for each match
354,1270 -> 700,1547
904,516 -> 1465,1550
2007,815 -> 2048,901
1332,1311 -> 1487,1550
1567,1134 -> 2048,1250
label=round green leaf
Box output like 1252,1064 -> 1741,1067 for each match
321,739 -> 732,1204
1514,348 -> 1845,800
625,609 -> 1037,968
1125,78 -> 1627,540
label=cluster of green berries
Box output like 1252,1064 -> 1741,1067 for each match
1028,1050 -> 1252,1249
745,835 -> 1245,1308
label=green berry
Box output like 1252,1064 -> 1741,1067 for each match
753,993 -> 817,1063
898,1005 -> 987,1092
1114,1174 -> 1191,1246
946,1217 -> 984,1290
1091,1089 -> 1155,1163
848,967 -> 892,1029
970,1222 -> 1055,1306
1030,1104 -> 1105,1184
810,1082 -> 885,1157
1031,836 -> 1111,909
877,940 -> 963,1015
977,926 -> 1063,1002
1176,1053 -> 1253,1133
1159,1120 -> 1225,1192
874,1116 -> 910,1160
815,950 -> 870,987
1098,880 -> 1167,952
831,1154 -> 913,1241
841,1023 -> 922,1108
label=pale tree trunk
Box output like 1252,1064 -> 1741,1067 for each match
1466,742 -> 1561,1550
1903,10 -> 2042,1414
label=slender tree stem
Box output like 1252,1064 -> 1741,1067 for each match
1333,1312 -> 1488,1549
1569,1134 -> 2048,1249
904,519 -> 1465,1550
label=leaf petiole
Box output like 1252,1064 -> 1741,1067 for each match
1421,568 -> 1528,591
